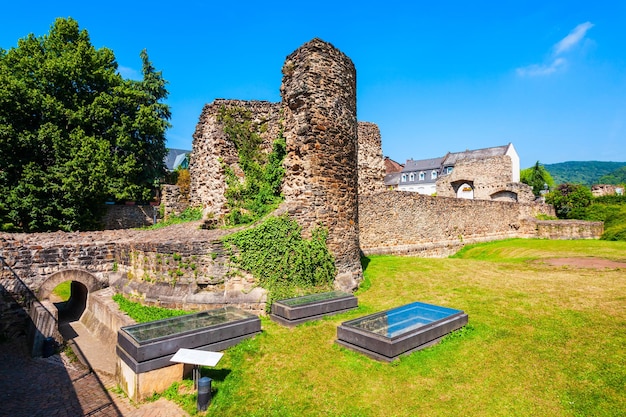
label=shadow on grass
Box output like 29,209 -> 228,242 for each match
360,256 -> 371,272
201,367 -> 231,382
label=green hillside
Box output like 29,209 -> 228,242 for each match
543,161 -> 626,185
598,166 -> 626,185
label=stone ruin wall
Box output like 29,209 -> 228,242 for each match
436,155 -> 535,203
189,99 -> 281,220
279,39 -> 362,291
358,192 -> 583,258
357,122 -> 386,196
102,205 -> 156,230
0,228 -> 266,314
161,184 -> 189,220
592,184 -> 624,197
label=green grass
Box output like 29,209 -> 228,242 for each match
52,281 -> 71,301
112,294 -> 194,322
145,239 -> 626,416
144,206 -> 203,230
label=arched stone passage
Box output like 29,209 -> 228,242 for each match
38,270 -> 104,327
452,180 -> 474,200
37,269 -> 103,300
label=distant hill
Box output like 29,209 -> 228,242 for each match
598,166 -> 626,185
542,161 -> 626,186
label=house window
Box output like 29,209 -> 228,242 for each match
419,172 -> 425,181
431,171 -> 437,179
401,174 -> 406,182
409,173 -> 415,181
446,167 -> 453,174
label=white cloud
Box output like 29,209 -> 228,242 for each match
516,58 -> 566,77
554,22 -> 594,55
118,65 -> 141,80
516,22 -> 593,78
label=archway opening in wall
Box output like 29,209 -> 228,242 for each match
451,180 -> 474,200
38,269 -> 102,338
50,280 -> 89,323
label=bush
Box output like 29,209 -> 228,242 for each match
222,215 -> 336,310
564,199 -> 626,241
112,294 -> 192,322
545,183 -> 593,219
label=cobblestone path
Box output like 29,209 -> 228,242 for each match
0,337 -> 188,417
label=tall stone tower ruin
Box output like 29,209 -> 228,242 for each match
280,38 -> 363,291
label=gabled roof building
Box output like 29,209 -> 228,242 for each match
398,143 -> 533,203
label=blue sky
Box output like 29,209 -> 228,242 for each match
2,1 -> 625,167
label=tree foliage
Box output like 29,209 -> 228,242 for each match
543,161 -> 626,186
597,166 -> 626,185
520,161 -> 555,196
545,183 -> 593,219
0,18 -> 170,232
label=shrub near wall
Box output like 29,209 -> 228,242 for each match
223,215 -> 336,310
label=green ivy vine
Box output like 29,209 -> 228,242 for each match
222,215 -> 336,310
217,105 -> 286,225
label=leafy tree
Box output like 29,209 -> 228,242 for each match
545,183 -> 593,219
0,18 -> 170,232
520,161 -> 555,196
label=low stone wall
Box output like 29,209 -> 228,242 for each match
111,278 -> 267,315
80,287 -> 135,347
535,220 -> 604,239
161,184 -> 188,220
102,205 -> 158,230
111,237 -> 267,315
358,191 -> 578,257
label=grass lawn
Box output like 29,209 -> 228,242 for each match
52,281 -> 71,301
156,239 -> 626,416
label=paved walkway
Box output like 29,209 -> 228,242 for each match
0,332 -> 190,417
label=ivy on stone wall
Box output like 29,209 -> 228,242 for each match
217,106 -> 286,225
222,215 -> 336,310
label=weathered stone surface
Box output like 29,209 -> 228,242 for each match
436,155 -> 535,203
357,192 -> 596,257
102,205 -> 157,230
357,122 -> 386,196
535,220 -> 604,239
189,99 -> 281,221
280,38 -> 362,291
161,184 -> 189,220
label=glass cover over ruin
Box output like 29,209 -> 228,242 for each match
122,307 -> 255,344
278,291 -> 351,307
345,302 -> 462,339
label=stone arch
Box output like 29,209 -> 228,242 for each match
451,180 -> 474,200
38,269 -> 103,300
491,190 -> 518,202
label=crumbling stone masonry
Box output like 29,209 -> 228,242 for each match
279,39 -> 362,291
188,39 -> 365,291
358,192 -> 600,258
189,99 -> 281,220
357,122 -> 386,196
437,155 -> 535,203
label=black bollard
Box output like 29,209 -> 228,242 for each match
197,376 -> 212,411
